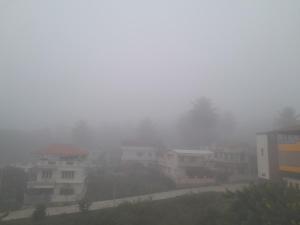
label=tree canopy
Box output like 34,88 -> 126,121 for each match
178,97 -> 218,148
274,106 -> 299,129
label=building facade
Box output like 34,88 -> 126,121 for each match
256,127 -> 300,186
213,148 -> 257,182
25,144 -> 88,205
159,149 -> 215,187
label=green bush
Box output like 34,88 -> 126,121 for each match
78,198 -> 91,213
224,181 -> 300,225
31,204 -> 46,222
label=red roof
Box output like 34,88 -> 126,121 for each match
37,144 -> 88,157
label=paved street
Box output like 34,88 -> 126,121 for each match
3,183 -> 247,221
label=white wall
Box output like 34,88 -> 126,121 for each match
256,134 -> 270,179
159,150 -> 215,185
36,163 -> 86,184
30,159 -> 87,203
52,183 -> 86,203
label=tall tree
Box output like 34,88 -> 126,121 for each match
275,107 -> 299,129
0,166 -> 26,211
178,97 -> 218,148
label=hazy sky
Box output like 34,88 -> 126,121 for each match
1,0 -> 300,129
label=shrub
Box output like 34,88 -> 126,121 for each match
78,198 -> 91,213
32,204 -> 46,222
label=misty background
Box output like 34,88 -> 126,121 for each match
0,0 -> 300,162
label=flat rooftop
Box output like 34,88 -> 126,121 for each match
172,149 -> 213,155
257,126 -> 300,135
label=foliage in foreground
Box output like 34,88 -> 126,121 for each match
31,204 -> 46,222
3,182 -> 300,225
225,182 -> 300,225
78,198 -> 91,213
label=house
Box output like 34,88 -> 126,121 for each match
159,149 -> 215,187
121,145 -> 158,167
25,144 -> 88,205
213,147 -> 257,182
256,126 -> 300,187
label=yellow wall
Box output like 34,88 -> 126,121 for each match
279,165 -> 300,173
278,143 -> 300,152
278,143 -> 300,173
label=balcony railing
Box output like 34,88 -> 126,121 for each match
27,180 -> 55,188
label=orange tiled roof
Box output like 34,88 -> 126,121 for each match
37,144 -> 88,157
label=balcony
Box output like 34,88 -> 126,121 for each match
27,180 -> 55,189
178,159 -> 211,168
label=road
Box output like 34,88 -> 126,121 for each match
2,183 -> 247,221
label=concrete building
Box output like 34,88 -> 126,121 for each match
25,144 -> 88,205
213,148 -> 257,182
121,145 -> 158,167
256,127 -> 300,186
159,149 -> 215,187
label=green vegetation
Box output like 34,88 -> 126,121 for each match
31,204 -> 46,222
0,167 -> 26,212
225,182 -> 300,225
2,182 -> 300,225
78,198 -> 91,213
86,164 -> 175,201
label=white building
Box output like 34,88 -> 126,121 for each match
159,149 -> 215,187
213,148 -> 257,182
121,146 -> 158,167
25,144 -> 88,205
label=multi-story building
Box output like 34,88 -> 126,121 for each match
25,144 -> 88,205
159,149 -> 215,187
256,126 -> 300,186
213,148 -> 257,182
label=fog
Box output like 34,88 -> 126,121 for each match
1,2 -> 300,219
1,0 -> 300,130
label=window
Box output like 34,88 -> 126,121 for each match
60,187 -> 74,195
148,152 -> 152,157
261,148 -> 264,157
42,170 -> 52,179
62,171 -> 75,179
